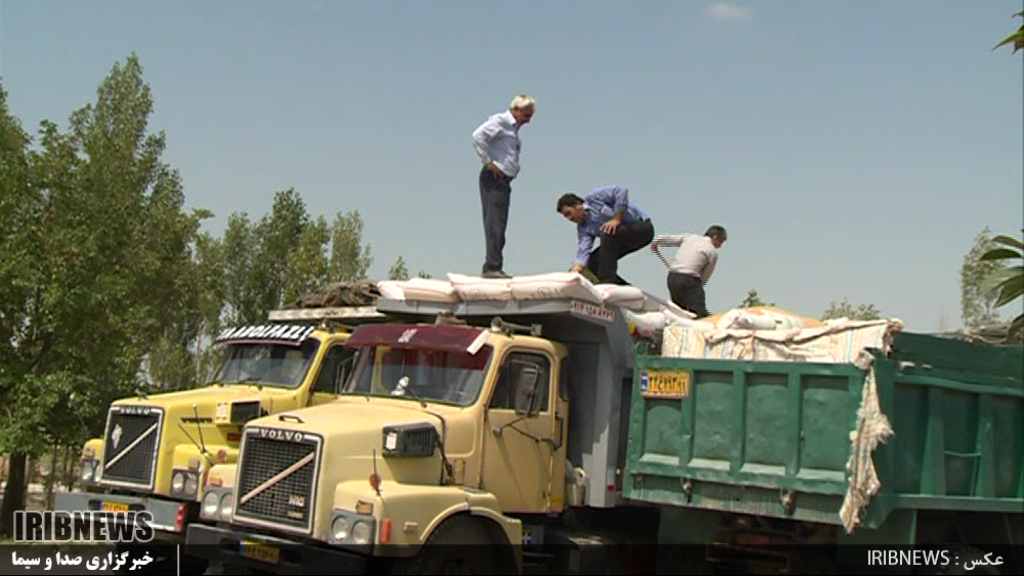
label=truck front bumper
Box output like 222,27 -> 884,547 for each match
53,490 -> 189,536
186,524 -> 368,575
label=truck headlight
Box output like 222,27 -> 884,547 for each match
202,492 -> 220,517
171,469 -> 200,498
352,521 -> 372,545
332,517 -> 349,541
80,459 -> 98,483
172,471 -> 185,492
184,474 -> 198,496
330,509 -> 375,549
220,493 -> 234,517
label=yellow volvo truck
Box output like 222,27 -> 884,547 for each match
53,305 -> 387,573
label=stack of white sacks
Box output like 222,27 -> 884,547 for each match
376,272 -> 698,336
376,273 -> 902,363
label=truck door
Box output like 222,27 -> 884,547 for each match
482,350 -> 566,514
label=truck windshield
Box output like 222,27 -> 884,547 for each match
210,338 -> 320,389
346,345 -> 493,406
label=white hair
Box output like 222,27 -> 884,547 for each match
509,93 -> 536,110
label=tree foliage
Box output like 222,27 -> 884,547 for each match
0,54 -> 207,534
388,256 -> 410,281
994,10 -> 1024,53
960,227 -> 1004,330
822,298 -> 881,321
330,211 -> 373,282
980,231 -> 1024,341
739,289 -> 774,308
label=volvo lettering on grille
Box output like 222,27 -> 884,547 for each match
252,427 -> 307,443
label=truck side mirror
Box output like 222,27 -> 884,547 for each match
514,364 -> 542,417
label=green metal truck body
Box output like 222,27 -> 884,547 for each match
624,330 -> 1023,572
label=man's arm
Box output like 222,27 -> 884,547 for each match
587,185 -> 630,235
650,233 -> 684,268
587,184 -> 629,218
471,117 -> 498,163
700,250 -> 718,286
570,227 -> 595,273
471,118 -> 504,175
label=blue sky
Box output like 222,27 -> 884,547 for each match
2,1 -> 1021,332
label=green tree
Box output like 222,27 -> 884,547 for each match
980,231 -> 1024,341
740,289 -> 774,308
822,298 -> 881,321
283,214 -> 331,306
222,212 -> 258,324
0,55 -> 207,535
251,188 -> 313,316
0,81 -> 35,533
188,231 -> 228,383
960,227 -> 1004,330
388,256 -> 410,281
417,271 -> 433,279
330,210 -> 373,282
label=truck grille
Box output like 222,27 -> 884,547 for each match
234,428 -> 321,533
101,406 -> 163,489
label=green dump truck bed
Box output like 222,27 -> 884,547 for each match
623,328 -> 1024,541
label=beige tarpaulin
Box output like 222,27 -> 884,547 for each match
840,351 -> 895,533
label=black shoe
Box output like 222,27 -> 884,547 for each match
482,270 -> 511,279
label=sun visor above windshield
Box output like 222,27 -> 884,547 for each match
345,324 -> 490,355
214,324 -> 316,345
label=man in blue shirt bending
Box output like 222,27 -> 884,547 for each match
556,185 -> 655,285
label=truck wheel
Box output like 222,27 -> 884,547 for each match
392,516 -> 499,575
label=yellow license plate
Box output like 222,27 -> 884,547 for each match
642,369 -> 691,398
102,500 -> 129,512
239,540 -> 280,565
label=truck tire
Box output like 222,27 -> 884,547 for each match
391,515 -> 499,575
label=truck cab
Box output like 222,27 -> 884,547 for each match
186,290 -> 665,574
53,305 -> 387,571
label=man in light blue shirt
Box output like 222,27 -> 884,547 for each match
556,185 -> 655,285
472,94 -> 536,279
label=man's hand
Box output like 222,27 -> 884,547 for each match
569,263 -> 584,274
486,161 -> 505,178
600,217 -> 621,236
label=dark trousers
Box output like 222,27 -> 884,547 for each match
585,219 -> 655,285
479,166 -> 511,273
667,272 -> 708,318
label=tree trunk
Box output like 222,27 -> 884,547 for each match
44,443 -> 57,510
63,444 -> 77,492
0,452 -> 28,537
23,455 -> 35,508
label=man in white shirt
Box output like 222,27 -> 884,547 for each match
650,225 -> 727,318
471,94 -> 536,279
